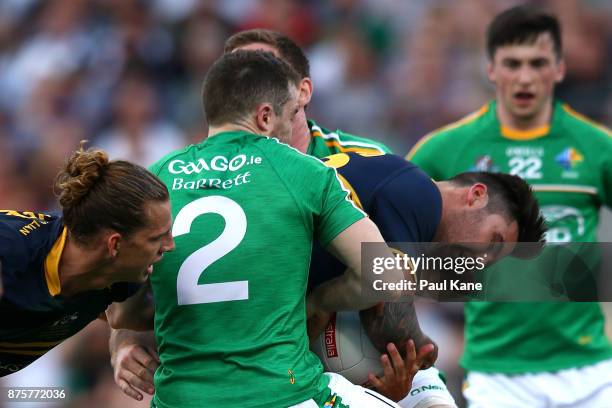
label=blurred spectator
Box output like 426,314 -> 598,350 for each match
169,5 -> 232,140
95,73 -> 186,166
0,1 -> 610,406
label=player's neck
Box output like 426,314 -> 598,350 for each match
208,122 -> 261,138
432,181 -> 455,241
58,238 -> 113,296
496,98 -> 553,131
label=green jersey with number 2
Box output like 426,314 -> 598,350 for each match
409,100 -> 612,373
148,131 -> 366,407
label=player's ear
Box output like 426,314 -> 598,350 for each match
107,232 -> 122,258
555,58 -> 566,83
255,103 -> 274,134
299,77 -> 313,107
467,183 -> 488,209
487,61 -> 496,83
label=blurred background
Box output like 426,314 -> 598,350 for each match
0,0 -> 610,407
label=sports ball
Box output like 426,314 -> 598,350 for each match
310,311 -> 382,386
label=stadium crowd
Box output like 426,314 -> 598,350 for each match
0,0 -> 611,407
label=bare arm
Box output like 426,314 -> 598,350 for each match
307,217 -> 404,313
105,282 -> 155,330
361,302 -> 438,369
109,328 -> 158,400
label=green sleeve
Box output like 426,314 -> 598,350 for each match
315,167 -> 366,247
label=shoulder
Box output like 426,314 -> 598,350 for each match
263,137 -> 330,170
323,152 -> 409,176
558,103 -> 611,143
148,144 -> 196,175
0,211 -> 60,246
0,211 -> 63,277
407,103 -> 491,160
322,153 -> 423,207
309,120 -> 391,154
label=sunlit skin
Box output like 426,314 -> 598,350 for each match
488,33 -> 565,130
270,85 -> 301,144
58,200 -> 175,296
112,200 -> 175,283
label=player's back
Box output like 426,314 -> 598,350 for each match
309,153 -> 442,290
148,131 -> 365,408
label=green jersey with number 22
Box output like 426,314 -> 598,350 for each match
409,100 -> 612,373
148,131 -> 365,407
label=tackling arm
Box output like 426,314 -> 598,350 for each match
105,282 -> 155,331
308,217 -> 405,313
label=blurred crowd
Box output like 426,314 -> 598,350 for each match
0,0 -> 611,407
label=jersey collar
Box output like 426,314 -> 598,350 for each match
44,227 -> 67,296
495,100 -> 561,140
500,124 -> 550,140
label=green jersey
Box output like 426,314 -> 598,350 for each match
408,100 -> 612,373
307,120 -> 392,158
148,131 -> 366,407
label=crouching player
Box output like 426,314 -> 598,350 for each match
310,152 -> 545,408
0,144 -> 174,376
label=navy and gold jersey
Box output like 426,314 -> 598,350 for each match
0,210 -> 138,376
309,153 -> 442,289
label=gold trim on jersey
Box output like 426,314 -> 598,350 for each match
406,103 -> 489,160
310,126 -> 387,154
562,104 -> 612,137
336,174 -> 364,210
323,141 -> 384,154
44,227 -> 67,296
531,184 -> 598,195
324,153 -> 351,169
322,153 -> 363,209
500,124 -> 550,140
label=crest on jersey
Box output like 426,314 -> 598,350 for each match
471,155 -> 499,172
555,147 -> 583,170
540,205 -> 585,242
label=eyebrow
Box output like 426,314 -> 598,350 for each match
152,228 -> 171,240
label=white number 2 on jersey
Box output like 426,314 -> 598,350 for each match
508,156 -> 542,179
173,196 -> 248,305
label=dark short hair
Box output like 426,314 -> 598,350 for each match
224,29 -> 310,79
448,172 -> 547,258
202,50 -> 301,126
487,5 -> 562,60
56,142 -> 169,244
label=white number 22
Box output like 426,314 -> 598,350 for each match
508,156 -> 542,179
173,196 -> 248,305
